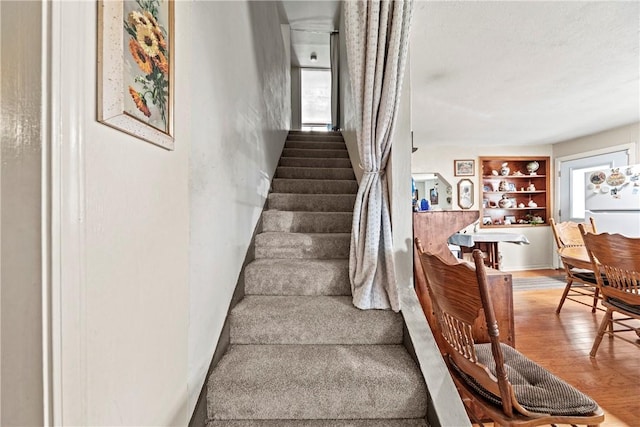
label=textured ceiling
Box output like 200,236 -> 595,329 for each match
410,1 -> 640,147
279,1 -> 640,147
280,0 -> 340,68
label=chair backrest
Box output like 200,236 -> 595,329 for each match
414,238 -> 516,417
580,227 -> 640,306
550,217 -> 597,249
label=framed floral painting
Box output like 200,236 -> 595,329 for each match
98,0 -> 174,150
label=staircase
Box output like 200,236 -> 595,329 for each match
206,131 -> 428,426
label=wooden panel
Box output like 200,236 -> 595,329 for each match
413,211 -> 515,347
412,211 -> 479,263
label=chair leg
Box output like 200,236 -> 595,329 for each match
590,308 -> 613,357
556,279 -> 573,314
591,286 -> 600,313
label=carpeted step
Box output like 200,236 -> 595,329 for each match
230,296 -> 403,345
207,419 -> 428,426
279,157 -> 352,169
255,232 -> 350,259
268,194 -> 355,212
207,344 -> 428,420
285,141 -> 346,150
262,211 -> 352,233
272,178 -> 357,194
276,167 -> 355,180
244,259 -> 350,296
287,131 -> 344,141
287,132 -> 343,142
282,148 -> 349,159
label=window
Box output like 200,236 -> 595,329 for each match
301,69 -> 331,131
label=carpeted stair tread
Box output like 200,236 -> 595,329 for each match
255,232 -> 350,259
268,194 -> 356,212
279,157 -> 352,168
244,259 -> 350,296
207,419 -> 428,426
287,132 -> 344,142
207,344 -> 428,420
282,148 -> 349,159
272,178 -> 357,194
262,211 -> 352,233
275,167 -> 355,180
230,296 -> 403,345
285,141 -> 347,150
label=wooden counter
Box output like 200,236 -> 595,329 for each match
413,211 -> 515,347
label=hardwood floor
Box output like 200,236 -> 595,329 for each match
507,269 -> 640,426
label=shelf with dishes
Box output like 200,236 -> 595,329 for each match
479,156 -> 551,228
481,175 -> 547,179
483,191 -> 546,194
484,207 -> 546,210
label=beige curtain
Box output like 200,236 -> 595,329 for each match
344,0 -> 413,311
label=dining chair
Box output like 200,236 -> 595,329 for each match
550,217 -> 600,314
579,226 -> 640,357
414,238 -> 604,426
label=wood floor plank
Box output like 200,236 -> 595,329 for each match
509,278 -> 640,427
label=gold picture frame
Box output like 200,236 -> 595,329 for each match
97,0 -> 175,150
457,179 -> 474,209
454,159 -> 475,176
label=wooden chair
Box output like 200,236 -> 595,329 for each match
550,217 -> 601,313
415,238 -> 604,426
579,226 -> 640,357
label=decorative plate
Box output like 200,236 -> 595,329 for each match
589,171 -> 606,185
606,169 -> 626,186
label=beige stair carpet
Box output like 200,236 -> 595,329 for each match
207,131 -> 427,426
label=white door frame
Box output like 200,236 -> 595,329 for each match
553,143 -> 635,268
46,1 -> 90,425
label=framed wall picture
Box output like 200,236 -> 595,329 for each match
98,0 -> 175,150
457,179 -> 474,209
454,159 -> 475,176
429,188 -> 439,205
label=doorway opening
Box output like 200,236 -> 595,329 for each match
300,68 -> 331,131
557,149 -> 629,222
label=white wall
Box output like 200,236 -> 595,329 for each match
411,144 -> 555,270
52,0 -> 190,424
0,1 -> 45,425
338,8 -> 363,183
553,122 -> 639,163
47,0 -> 289,425
188,0 -> 289,416
389,58 -> 414,290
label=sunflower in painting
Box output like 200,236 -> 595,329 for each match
124,0 -> 169,127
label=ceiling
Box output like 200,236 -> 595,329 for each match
279,1 -> 340,68
279,1 -> 640,147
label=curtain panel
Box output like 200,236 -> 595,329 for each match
344,0 -> 413,311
